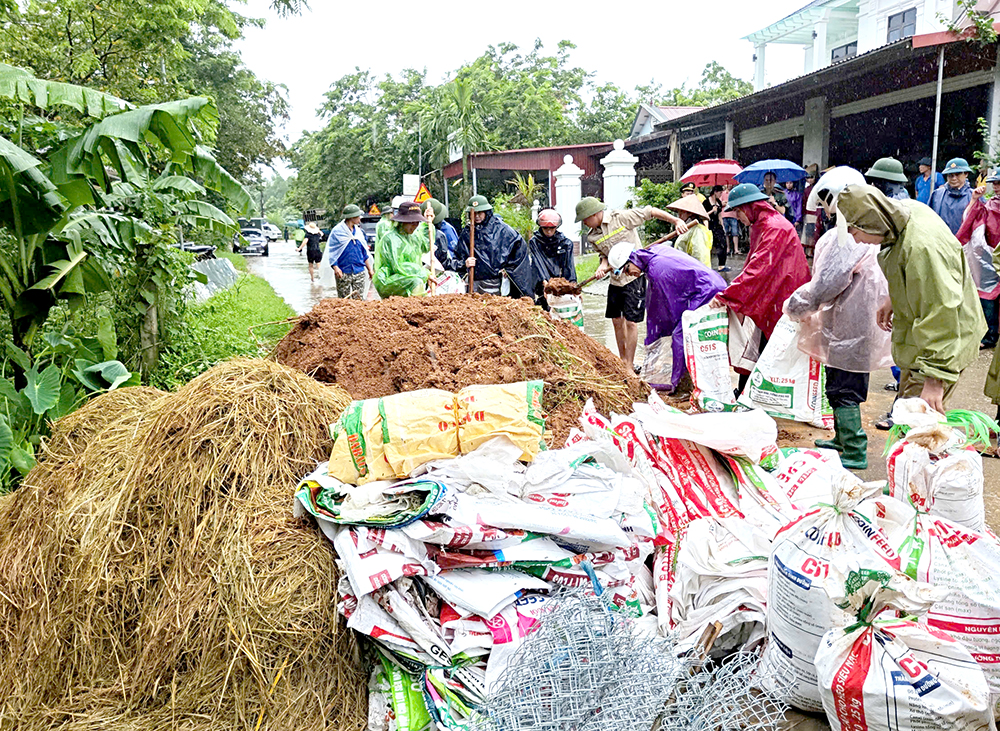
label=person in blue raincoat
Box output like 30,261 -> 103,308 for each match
455,195 -> 533,297
929,157 -> 974,234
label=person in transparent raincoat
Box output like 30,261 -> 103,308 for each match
784,167 -> 893,469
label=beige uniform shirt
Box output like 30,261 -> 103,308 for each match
588,206 -> 653,286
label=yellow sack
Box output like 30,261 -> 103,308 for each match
379,389 -> 458,477
328,389 -> 459,484
328,398 -> 396,485
455,380 -> 545,462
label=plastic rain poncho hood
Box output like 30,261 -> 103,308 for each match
837,184 -> 985,384
715,200 -> 810,337
785,227 -> 893,372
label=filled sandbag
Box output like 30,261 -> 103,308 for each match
455,381 -> 545,461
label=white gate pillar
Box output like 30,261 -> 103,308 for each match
600,139 -> 638,212
554,154 -> 584,242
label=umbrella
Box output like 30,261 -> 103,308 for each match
734,159 -> 807,186
680,158 -> 743,187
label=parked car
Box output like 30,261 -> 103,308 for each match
261,222 -> 281,241
233,228 -> 269,256
359,214 -> 380,249
171,241 -> 216,260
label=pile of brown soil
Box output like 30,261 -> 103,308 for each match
274,294 -> 650,444
543,277 -> 582,296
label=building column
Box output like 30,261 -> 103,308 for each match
812,11 -> 829,71
725,120 -> 735,159
754,43 -> 766,90
804,44 -> 814,75
986,46 -> 1000,172
600,139 -> 639,211
670,132 -> 683,183
554,155 -> 584,243
802,95 -> 830,171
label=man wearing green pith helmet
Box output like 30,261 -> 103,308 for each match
575,196 -> 689,371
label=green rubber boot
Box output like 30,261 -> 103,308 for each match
814,414 -> 843,452
837,405 -> 868,470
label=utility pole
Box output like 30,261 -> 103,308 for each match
260,189 -> 265,218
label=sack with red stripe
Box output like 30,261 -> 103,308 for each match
816,567 -> 993,731
762,478 -> 907,711
873,499 -> 1000,717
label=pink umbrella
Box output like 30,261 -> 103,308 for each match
680,159 -> 743,187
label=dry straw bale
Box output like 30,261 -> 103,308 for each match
0,359 -> 365,730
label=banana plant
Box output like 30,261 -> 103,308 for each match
0,62 -> 251,349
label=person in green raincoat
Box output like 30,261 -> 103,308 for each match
836,184 -> 985,414
375,199 -> 396,247
373,201 -> 431,298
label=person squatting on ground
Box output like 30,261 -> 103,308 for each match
784,168 -> 893,470
323,204 -> 373,299
454,195 -> 533,297
610,242 -> 725,397
528,208 -> 576,309
373,201 -> 433,298
575,196 -> 690,370
837,184 -> 985,414
957,175 -> 1000,350
710,183 -> 810,393
929,157 -> 974,235
296,222 -> 325,283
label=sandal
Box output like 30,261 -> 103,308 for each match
875,413 -> 893,431
883,382 -> 898,392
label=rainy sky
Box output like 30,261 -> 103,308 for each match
237,0 -> 807,150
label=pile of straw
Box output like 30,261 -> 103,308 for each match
0,359 -> 366,730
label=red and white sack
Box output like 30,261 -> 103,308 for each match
875,503 -> 1000,717
762,478 -> 906,711
816,571 -> 993,731
885,399 -> 985,533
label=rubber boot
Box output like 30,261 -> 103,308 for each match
814,413 -> 843,452
837,405 -> 868,470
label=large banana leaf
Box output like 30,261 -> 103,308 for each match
174,199 -> 236,233
0,63 -> 129,119
188,146 -> 252,214
152,175 -> 205,195
0,135 -> 65,238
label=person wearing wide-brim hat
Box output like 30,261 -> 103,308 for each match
929,157 -> 975,234
865,157 -> 910,201
297,221 -> 326,283
320,204 -> 372,297
662,196 -> 712,268
709,183 -> 810,393
574,195 -> 691,371
454,195 -> 533,298
372,201 -> 433,298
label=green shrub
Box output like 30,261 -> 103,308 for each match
491,192 -> 535,243
150,273 -> 295,390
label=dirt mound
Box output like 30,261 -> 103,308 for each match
274,294 -> 649,444
543,277 -> 582,296
0,360 -> 365,730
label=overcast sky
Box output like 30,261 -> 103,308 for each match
237,0 -> 808,165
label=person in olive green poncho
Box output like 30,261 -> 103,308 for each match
836,184 -> 985,414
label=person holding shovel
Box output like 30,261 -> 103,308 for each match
373,201 -> 432,298
454,195 -> 532,297
528,208 -> 576,309
576,196 -> 690,371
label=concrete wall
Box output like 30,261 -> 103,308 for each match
857,0 -> 955,54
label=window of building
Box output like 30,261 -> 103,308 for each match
831,42 -> 858,62
887,8 -> 917,43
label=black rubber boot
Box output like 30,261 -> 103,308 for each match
837,405 -> 868,470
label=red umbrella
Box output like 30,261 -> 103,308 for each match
680,159 -> 743,187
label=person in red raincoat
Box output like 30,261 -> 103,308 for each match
710,183 -> 811,392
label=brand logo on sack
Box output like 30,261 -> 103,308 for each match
347,432 -> 369,476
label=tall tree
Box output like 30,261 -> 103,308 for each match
418,79 -> 494,198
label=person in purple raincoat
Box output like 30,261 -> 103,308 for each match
618,243 -> 726,395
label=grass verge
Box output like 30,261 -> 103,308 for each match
576,253 -> 599,283
151,271 -> 296,390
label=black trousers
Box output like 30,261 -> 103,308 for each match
825,367 -> 869,408
737,331 -> 769,394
